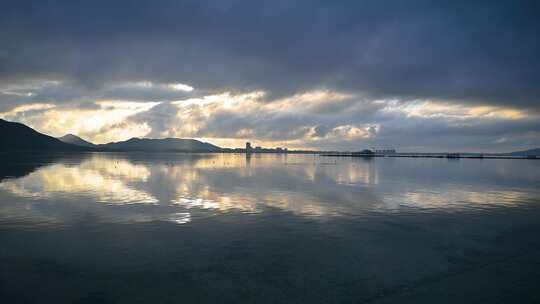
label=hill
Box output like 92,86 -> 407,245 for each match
1,119 -> 222,153
98,137 -> 222,152
0,119 -> 87,152
58,134 -> 96,148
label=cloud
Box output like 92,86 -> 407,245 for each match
1,100 -> 160,143
1,1 -> 539,106
0,0 -> 539,151
0,103 -> 56,115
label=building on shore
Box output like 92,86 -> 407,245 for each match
240,142 -> 310,154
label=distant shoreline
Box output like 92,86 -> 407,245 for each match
1,150 -> 538,160
319,153 -> 538,160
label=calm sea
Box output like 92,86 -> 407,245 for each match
1,153 -> 539,303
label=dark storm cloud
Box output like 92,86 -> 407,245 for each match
0,93 -> 25,112
371,115 -> 540,152
1,0 -> 539,151
130,102 -> 180,137
313,125 -> 331,138
1,0 -> 539,109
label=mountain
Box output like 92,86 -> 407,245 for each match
1,119 -> 221,153
58,134 -> 96,148
99,137 -> 222,152
508,148 -> 540,156
0,119 -> 87,151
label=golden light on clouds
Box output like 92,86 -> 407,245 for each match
119,81 -> 194,91
166,90 -> 360,147
171,90 -> 350,114
1,100 -> 160,144
267,90 -> 353,113
385,100 -> 531,121
1,103 -> 56,114
168,83 -> 194,91
0,87 -> 536,149
328,125 -> 377,139
172,91 -> 264,108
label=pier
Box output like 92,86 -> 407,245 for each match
320,153 -> 538,160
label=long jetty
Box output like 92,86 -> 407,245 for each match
319,153 -> 538,160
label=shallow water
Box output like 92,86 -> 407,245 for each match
1,152 -> 539,303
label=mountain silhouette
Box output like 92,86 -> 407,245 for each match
0,119 -> 87,151
1,119 -> 223,152
99,137 -> 222,152
58,134 -> 97,148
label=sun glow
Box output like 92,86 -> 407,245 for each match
1,100 -> 160,144
168,83 -> 194,91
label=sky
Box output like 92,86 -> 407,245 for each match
0,0 -> 539,152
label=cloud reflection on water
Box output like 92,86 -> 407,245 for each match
0,153 -> 538,226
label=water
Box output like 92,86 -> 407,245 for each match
1,152 -> 539,303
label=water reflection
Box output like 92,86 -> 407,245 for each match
1,159 -> 157,204
0,153 -> 539,226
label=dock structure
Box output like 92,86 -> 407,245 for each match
320,152 -> 537,160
